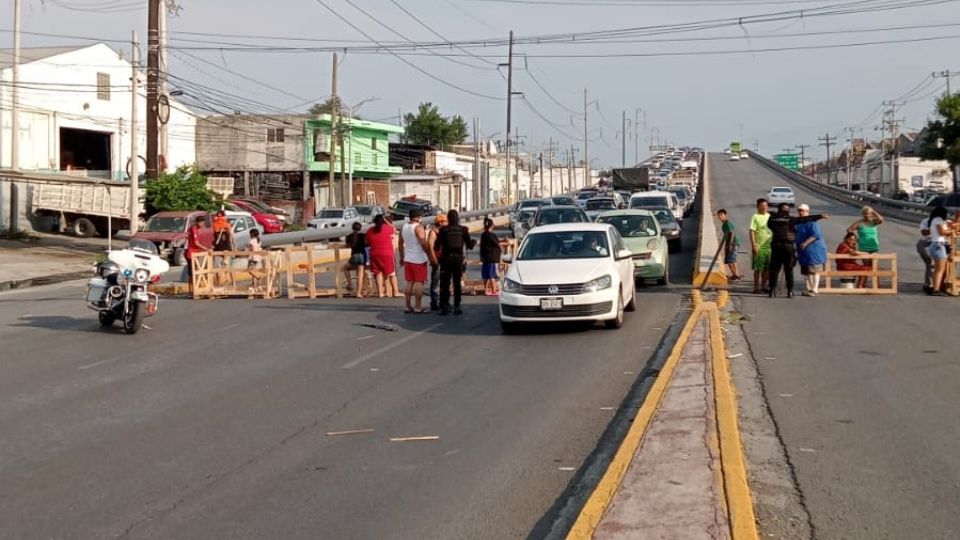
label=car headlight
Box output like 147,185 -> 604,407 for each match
646,238 -> 661,251
134,268 -> 151,283
582,275 -> 612,293
502,278 -> 523,293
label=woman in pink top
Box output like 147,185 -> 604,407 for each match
365,215 -> 397,297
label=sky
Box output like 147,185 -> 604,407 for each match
3,0 -> 960,168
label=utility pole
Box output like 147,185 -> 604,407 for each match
327,52 -> 338,208
501,30 -> 515,205
514,126 -> 522,201
473,118 -> 480,209
796,144 -> 810,174
933,70 -> 955,95
8,0 -> 21,232
548,137 -> 555,196
130,31 -> 140,233
570,145 -> 577,188
583,89 -> 589,187
818,133 -> 835,185
620,110 -> 627,168
158,0 -> 168,169
539,152 -> 544,198
339,124 -> 347,206
146,0 -> 160,179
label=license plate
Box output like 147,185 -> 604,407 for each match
540,298 -> 563,311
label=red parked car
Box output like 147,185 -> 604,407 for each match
226,200 -> 284,234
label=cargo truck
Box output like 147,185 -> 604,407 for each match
32,182 -> 143,238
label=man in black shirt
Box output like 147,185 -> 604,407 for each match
766,203 -> 829,297
434,210 -> 476,315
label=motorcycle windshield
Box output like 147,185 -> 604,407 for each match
128,238 -> 160,255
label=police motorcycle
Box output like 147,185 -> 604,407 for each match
86,239 -> 170,334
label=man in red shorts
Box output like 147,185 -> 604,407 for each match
398,209 -> 437,313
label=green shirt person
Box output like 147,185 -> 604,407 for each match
717,208 -> 742,281
749,198 -> 772,293
847,205 -> 884,253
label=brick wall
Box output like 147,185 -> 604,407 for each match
351,179 -> 390,206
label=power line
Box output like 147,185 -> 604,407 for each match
389,0 -> 496,67
311,0 -> 503,101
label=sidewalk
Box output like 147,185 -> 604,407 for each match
567,301 -> 757,540
0,235 -> 103,289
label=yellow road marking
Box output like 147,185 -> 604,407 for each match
707,302 -> 759,540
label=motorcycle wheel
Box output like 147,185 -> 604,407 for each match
98,312 -> 116,327
123,302 -> 146,334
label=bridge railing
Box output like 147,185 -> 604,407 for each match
746,150 -> 929,223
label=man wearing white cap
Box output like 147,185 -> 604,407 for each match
765,202 -> 829,297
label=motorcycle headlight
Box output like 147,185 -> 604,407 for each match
502,278 -> 523,294
582,275 -> 613,293
134,268 -> 151,282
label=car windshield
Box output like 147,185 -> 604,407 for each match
551,197 -> 575,206
649,208 -> 676,224
355,206 -> 375,216
597,215 -> 659,237
144,216 -> 187,232
517,210 -> 536,222
518,231 -> 610,260
585,199 -> 618,211
577,192 -> 597,200
669,189 -> 688,201
239,200 -> 271,213
390,201 -> 422,212
772,188 -> 792,193
519,200 -> 548,209
318,210 -> 344,218
631,197 -> 669,209
536,208 -> 587,224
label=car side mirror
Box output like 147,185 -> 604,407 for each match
617,249 -> 633,260
522,222 -> 531,230
502,254 -> 513,263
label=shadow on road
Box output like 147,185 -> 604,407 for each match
12,315 -> 115,333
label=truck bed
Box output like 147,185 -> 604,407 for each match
32,183 -> 141,220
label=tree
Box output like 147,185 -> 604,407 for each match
308,97 -> 339,117
402,102 -> 468,148
919,92 -> 960,192
144,165 -> 221,215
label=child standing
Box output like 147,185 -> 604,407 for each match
480,218 -> 502,296
247,228 -> 264,291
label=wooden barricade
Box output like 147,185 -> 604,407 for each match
283,245 -> 347,299
946,236 -> 959,297
820,253 -> 898,295
191,250 -> 282,299
498,238 -> 518,279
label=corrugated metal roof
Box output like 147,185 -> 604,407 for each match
0,45 -> 90,70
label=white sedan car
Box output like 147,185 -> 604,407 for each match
499,223 -> 637,333
767,186 -> 797,206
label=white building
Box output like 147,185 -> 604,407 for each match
1,44 -> 195,177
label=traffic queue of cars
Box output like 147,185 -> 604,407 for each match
500,147 -> 702,333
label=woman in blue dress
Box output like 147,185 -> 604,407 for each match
795,204 -> 828,296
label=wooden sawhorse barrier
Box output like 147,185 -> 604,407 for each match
820,253 -> 898,295
945,236 -> 959,297
191,250 -> 283,299
283,245 -> 347,299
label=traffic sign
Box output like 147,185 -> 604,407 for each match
774,153 -> 800,171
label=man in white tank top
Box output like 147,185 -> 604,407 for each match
398,209 -> 437,313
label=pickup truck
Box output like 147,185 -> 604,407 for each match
32,182 -> 143,237
132,211 -> 213,266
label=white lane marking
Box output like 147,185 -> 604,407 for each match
599,407 -> 616,411
558,467 -> 576,472
357,335 -> 374,341
341,323 -> 443,369
219,323 -> 241,331
78,357 -> 123,371
389,436 -> 440,442
326,429 -> 375,437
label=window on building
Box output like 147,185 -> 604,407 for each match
267,128 -> 285,143
372,154 -> 379,166
354,152 -> 362,166
371,138 -> 378,150
96,72 -> 110,101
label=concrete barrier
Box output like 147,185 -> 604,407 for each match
693,155 -> 728,288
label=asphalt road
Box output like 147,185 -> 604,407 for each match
0,207 -> 700,539
710,153 -> 960,539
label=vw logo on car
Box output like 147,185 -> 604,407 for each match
548,285 -> 559,295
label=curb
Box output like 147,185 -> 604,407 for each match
695,154 -> 730,289
707,302 -> 759,540
565,301 -> 759,540
565,303 -> 706,539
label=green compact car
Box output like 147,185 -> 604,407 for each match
596,210 -> 669,285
